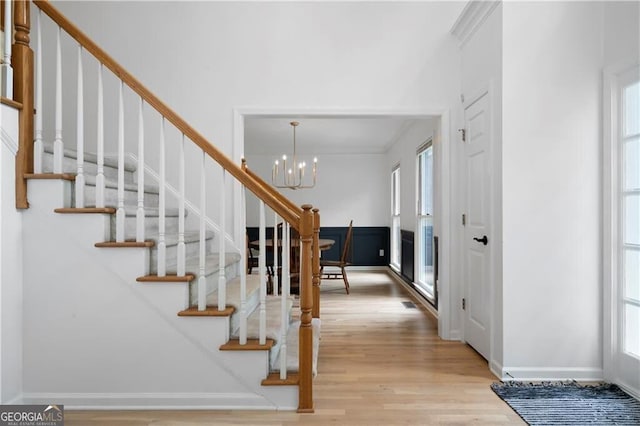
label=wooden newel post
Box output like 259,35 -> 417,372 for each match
312,208 -> 320,319
297,204 -> 314,413
13,0 -> 34,209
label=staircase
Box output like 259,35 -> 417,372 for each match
20,139 -> 319,410
3,0 -> 321,412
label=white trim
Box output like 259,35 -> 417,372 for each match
489,359 -> 503,380
1,104 -> 19,155
499,367 -> 604,382
618,381 -> 640,401
602,61 -> 640,396
414,138 -> 436,304
386,268 -> 439,320
20,392 -> 292,411
450,0 -> 501,48
233,106 -> 454,341
1,126 -> 18,155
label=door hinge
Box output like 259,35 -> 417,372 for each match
462,213 -> 466,226
462,298 -> 466,310
458,128 -> 466,142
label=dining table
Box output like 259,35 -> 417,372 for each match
250,238 -> 335,252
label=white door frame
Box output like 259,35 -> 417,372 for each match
232,106 -> 456,340
459,82 -> 499,375
603,62 -> 640,399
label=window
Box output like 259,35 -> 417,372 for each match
605,64 -> 640,393
620,73 -> 640,358
390,166 -> 401,270
416,142 -> 435,302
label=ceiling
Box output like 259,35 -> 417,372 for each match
244,116 -> 431,156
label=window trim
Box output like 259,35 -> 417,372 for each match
603,62 -> 640,397
416,140 -> 436,303
390,165 -> 401,271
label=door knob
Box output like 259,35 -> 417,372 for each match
473,235 -> 488,246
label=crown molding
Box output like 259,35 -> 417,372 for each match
450,0 -> 501,48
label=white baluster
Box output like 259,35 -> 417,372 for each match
157,118 -> 166,276
53,26 -> 63,174
1,0 -> 12,98
217,169 -> 226,310
280,221 -> 290,379
239,186 -> 248,345
95,64 -> 105,208
136,98 -> 145,242
283,222 -> 290,296
177,134 -> 186,276
273,213 -> 279,297
33,9 -> 43,173
75,45 -> 85,207
259,200 -> 267,345
115,81 -> 125,242
198,151 -> 206,311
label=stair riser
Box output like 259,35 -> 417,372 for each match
43,152 -> 137,184
229,289 -> 261,336
188,262 -> 239,306
80,184 -> 159,208
149,237 -> 214,271
115,216 -> 181,241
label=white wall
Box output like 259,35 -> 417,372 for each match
49,0 -> 462,234
245,152 -> 387,228
0,104 -> 23,403
501,1 -> 604,379
457,2 -> 503,368
386,119 -> 436,231
603,1 -> 640,68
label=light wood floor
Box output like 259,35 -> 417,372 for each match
66,271 -> 523,425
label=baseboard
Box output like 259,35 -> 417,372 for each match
499,367 -> 604,382
20,392 -> 293,410
347,265 -> 389,271
385,269 -> 438,319
489,359 -> 503,380
616,381 -> 640,400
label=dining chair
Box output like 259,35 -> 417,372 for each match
271,222 -> 301,294
320,220 -> 353,294
246,232 -> 259,274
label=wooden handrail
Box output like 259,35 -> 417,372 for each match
32,0 -> 299,226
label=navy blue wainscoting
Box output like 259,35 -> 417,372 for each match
246,226 -> 389,267
319,226 -> 389,266
401,229 -> 414,283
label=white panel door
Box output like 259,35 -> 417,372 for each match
464,92 -> 491,360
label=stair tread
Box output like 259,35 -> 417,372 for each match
147,230 -> 215,246
137,274 -> 196,282
160,252 -> 241,276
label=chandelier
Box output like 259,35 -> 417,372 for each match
271,121 -> 317,190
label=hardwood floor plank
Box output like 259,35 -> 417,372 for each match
65,271 -> 522,425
